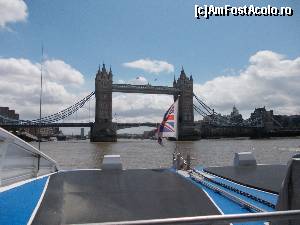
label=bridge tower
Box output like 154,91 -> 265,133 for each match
91,64 -> 116,142
173,67 -> 198,140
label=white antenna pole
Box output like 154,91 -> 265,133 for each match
38,44 -> 44,150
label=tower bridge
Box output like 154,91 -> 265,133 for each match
92,64 -> 197,142
1,64 -> 215,142
0,64 -> 197,141
1,62 -> 277,141
0,62 -> 269,141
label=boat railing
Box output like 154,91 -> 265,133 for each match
0,127 -> 59,187
173,152 -> 191,170
70,209 -> 300,225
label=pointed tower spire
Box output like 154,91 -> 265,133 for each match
102,63 -> 106,73
190,74 -> 193,81
180,65 -> 186,78
96,64 -> 101,78
108,65 -> 113,79
181,66 -> 186,73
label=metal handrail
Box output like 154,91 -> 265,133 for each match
0,128 -> 58,166
69,210 -> 300,225
0,127 -> 59,186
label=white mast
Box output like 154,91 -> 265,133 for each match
38,44 -> 44,150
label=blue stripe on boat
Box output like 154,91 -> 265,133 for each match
187,176 -> 267,225
195,166 -> 278,205
0,177 -> 48,225
173,169 -> 268,225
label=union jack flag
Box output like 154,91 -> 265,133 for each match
158,99 -> 178,140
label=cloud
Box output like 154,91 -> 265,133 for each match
116,79 -> 125,84
194,50 -> 300,117
0,57 -> 87,120
0,0 -> 28,29
112,93 -> 173,122
44,60 -> 84,85
123,59 -> 174,74
128,76 -> 148,85
110,75 -> 173,122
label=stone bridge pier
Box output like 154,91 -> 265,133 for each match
173,67 -> 199,140
91,64 -> 116,142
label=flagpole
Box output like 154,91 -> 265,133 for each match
175,96 -> 179,141
38,44 -> 43,150
173,96 -> 178,168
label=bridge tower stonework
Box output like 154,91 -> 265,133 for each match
173,67 -> 198,140
91,64 -> 117,142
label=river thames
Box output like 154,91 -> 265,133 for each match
31,137 -> 300,170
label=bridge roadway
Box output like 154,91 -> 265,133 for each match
0,122 -> 159,130
112,84 -> 180,95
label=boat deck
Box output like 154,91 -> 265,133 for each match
32,169 -> 221,225
204,164 -> 287,194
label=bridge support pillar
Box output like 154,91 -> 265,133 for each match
90,122 -> 116,142
174,67 -> 200,140
91,64 -> 117,142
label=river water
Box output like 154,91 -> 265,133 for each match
32,138 -> 300,170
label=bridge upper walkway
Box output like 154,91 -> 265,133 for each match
112,84 -> 180,95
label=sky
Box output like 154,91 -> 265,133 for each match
0,0 -> 300,129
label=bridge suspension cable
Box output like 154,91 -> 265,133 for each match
192,93 -> 265,128
31,91 -> 95,124
193,105 -> 208,117
193,93 -> 215,115
0,92 -> 95,125
193,93 -> 223,125
193,93 -> 240,127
